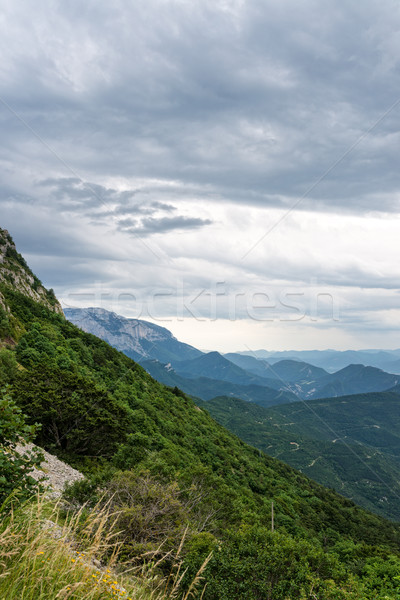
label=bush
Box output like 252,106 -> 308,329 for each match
103,470 -> 192,561
187,525 -> 350,600
0,386 -> 43,506
0,305 -> 10,338
0,347 -> 19,385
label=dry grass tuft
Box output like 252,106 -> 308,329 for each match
0,494 -> 210,600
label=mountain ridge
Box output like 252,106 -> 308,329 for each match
65,307 -> 400,404
0,227 -> 63,318
238,348 -> 400,373
142,358 -> 297,406
64,306 -> 202,363
173,351 -> 286,389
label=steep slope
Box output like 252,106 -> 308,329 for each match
0,227 -> 62,323
200,394 -> 400,520
2,229 -> 400,598
142,359 -> 297,406
64,306 -> 202,363
4,280 -> 399,549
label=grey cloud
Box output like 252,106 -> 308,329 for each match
1,1 -> 399,215
123,216 -> 213,236
36,177 -> 209,232
1,0 -> 400,348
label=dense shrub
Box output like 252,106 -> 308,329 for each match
12,366 -> 132,457
0,386 -> 43,505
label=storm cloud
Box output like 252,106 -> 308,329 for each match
1,0 -> 400,350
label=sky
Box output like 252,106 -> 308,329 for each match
1,0 -> 400,352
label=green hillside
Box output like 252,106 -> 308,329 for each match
2,228 -> 400,598
199,394 -> 400,520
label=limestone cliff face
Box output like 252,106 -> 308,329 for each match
0,228 -> 63,316
64,307 -> 202,363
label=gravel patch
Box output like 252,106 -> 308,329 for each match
15,442 -> 84,496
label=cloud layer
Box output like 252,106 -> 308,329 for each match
1,0 -> 400,350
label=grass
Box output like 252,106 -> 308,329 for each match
0,494 -> 210,600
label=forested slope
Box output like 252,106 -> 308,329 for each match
199,394 -> 400,520
1,227 -> 400,599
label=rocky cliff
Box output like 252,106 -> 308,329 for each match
64,306 -> 202,363
0,228 -> 63,316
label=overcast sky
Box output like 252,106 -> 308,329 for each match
1,0 -> 400,351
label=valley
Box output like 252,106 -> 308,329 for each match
2,227 -> 400,599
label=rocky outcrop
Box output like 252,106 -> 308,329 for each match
0,228 -> 63,315
64,307 -> 202,363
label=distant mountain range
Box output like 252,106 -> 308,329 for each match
141,359 -> 297,407
173,351 -> 282,388
65,308 -> 400,404
297,364 -> 399,399
237,348 -> 400,373
224,353 -> 328,381
273,362 -> 399,400
199,392 -> 400,521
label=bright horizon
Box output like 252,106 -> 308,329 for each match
2,1 -> 400,351
61,304 -> 400,355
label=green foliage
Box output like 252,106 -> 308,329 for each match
0,386 -> 43,505
0,278 -> 400,597
185,526 -> 347,599
46,287 -> 57,305
0,305 -> 11,338
113,432 -> 159,469
104,470 -> 192,561
13,365 -> 132,457
185,526 -> 400,599
16,324 -> 56,365
0,347 -> 19,384
200,395 -> 400,521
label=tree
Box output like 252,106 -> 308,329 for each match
12,366 -> 131,456
0,386 -> 43,506
0,305 -> 10,338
